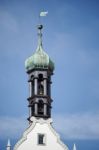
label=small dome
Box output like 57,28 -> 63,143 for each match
25,25 -> 54,72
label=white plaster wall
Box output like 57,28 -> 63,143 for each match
14,118 -> 69,150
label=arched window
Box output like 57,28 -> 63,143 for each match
38,74 -> 44,95
38,100 -> 44,115
38,84 -> 44,95
31,75 -> 34,80
38,74 -> 43,81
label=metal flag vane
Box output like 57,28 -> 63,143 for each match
40,11 -> 48,17
38,11 -> 48,24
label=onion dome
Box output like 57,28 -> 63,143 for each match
25,25 -> 54,72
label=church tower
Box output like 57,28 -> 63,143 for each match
25,24 -> 54,122
13,24 -> 69,150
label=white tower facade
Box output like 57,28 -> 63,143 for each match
13,24 -> 69,150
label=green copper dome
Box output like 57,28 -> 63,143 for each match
25,25 -> 54,72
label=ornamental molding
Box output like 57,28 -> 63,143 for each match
30,116 -> 53,124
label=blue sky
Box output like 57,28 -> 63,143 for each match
0,0 -> 99,149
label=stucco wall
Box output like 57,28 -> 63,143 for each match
14,118 -> 69,150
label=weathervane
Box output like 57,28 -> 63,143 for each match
38,11 -> 48,24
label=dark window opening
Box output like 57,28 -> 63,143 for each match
38,100 -> 44,115
31,105 -> 35,116
38,74 -> 44,95
47,105 -> 50,116
38,84 -> 44,95
38,134 -> 45,145
38,74 -> 43,81
31,75 -> 34,80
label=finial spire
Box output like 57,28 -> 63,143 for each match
73,143 -> 76,150
6,139 -> 11,150
37,24 -> 43,51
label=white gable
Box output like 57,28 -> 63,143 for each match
14,117 -> 69,150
